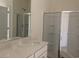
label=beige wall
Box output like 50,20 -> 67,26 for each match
0,0 -> 11,7
31,0 -> 51,40
50,0 -> 79,11
13,0 -> 29,13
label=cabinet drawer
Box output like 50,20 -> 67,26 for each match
35,45 -> 47,58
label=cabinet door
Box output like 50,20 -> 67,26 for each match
43,12 -> 61,58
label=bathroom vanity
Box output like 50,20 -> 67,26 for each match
0,39 -> 48,58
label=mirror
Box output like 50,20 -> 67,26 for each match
0,0 -> 31,40
12,0 -> 31,38
0,6 -> 8,40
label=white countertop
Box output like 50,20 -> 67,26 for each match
0,39 -> 48,58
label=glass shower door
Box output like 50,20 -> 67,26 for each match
16,13 -> 30,37
43,12 -> 61,58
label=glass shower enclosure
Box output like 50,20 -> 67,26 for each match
16,13 -> 31,37
43,12 -> 61,58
